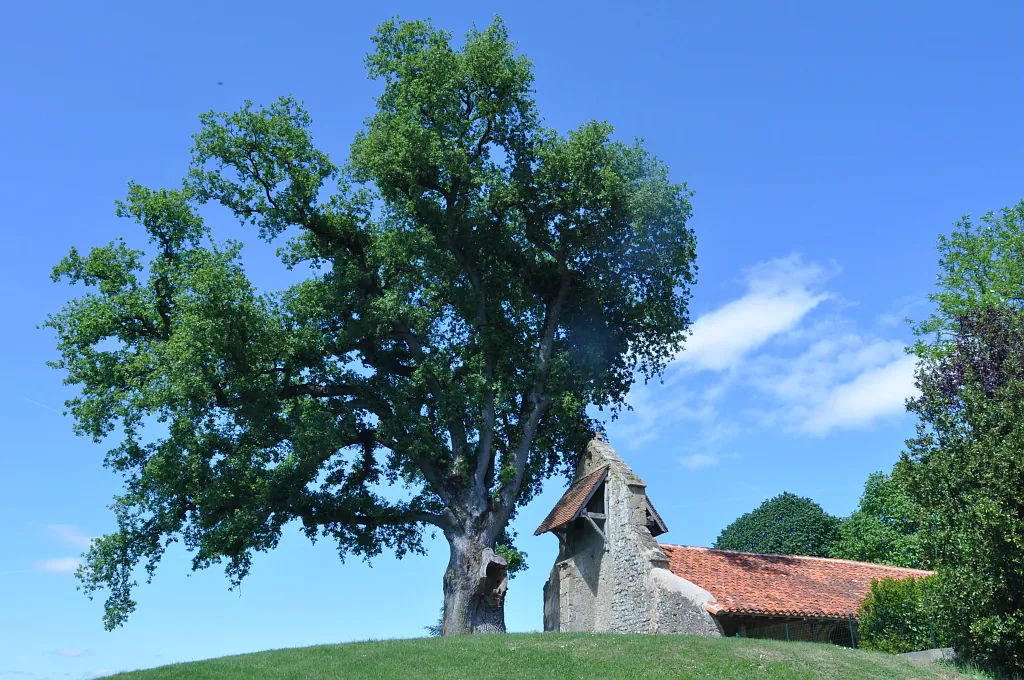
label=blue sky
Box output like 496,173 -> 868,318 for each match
1,1 -> 1021,678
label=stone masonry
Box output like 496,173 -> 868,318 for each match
539,437 -> 723,636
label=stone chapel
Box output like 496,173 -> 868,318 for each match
535,436 -> 933,644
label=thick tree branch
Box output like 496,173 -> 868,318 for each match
353,338 -> 416,378
439,231 -> 488,331
279,382 -> 393,419
472,357 -> 497,511
302,507 -> 451,531
273,351 -> 457,509
374,432 -> 457,510
389,324 -> 470,467
470,116 -> 494,163
282,383 -> 358,398
488,260 -> 572,539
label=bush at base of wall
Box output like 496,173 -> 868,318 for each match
857,575 -> 943,654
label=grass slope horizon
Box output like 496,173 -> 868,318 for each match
106,633 -> 982,679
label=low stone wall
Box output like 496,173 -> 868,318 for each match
899,648 -> 955,663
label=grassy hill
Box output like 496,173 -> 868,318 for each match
105,633 -> 985,679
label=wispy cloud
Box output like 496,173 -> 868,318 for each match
59,650 -> 83,658
33,558 -> 81,574
802,355 -> 919,435
678,255 -> 833,372
876,294 -> 930,329
25,398 -> 62,414
754,334 -> 905,401
681,453 -> 719,471
618,383 -> 719,447
744,328 -> 918,435
617,253 -> 919,447
47,525 -> 94,550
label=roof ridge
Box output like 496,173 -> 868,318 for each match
582,438 -> 645,487
658,543 -> 934,575
572,464 -> 610,483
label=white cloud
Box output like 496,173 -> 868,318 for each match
47,525 -> 93,550
876,295 -> 929,329
33,557 -> 81,574
877,312 -> 903,328
679,255 -> 833,371
616,253 -> 920,451
681,453 -> 718,470
59,650 -> 83,658
743,326 -> 919,436
750,333 -> 904,403
803,355 -> 919,435
616,379 -> 727,449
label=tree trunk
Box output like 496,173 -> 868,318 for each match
441,531 -> 508,635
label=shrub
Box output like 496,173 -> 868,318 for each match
858,575 -> 943,654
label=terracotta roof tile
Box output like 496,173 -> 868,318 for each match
660,544 -> 934,619
534,466 -> 609,535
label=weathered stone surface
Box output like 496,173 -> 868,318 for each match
577,436 -> 645,486
540,437 -> 722,636
899,648 -> 956,663
648,568 -> 724,636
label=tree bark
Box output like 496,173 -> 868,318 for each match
441,531 -> 508,635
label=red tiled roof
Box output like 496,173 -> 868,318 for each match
534,466 -> 609,535
660,544 -> 934,619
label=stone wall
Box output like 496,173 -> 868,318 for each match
541,438 -> 723,636
648,568 -> 724,636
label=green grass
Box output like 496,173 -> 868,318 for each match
106,633 -> 991,679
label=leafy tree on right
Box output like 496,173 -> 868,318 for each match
830,471 -> 923,569
902,201 -> 1024,675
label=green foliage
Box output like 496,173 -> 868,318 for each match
46,16 -> 697,631
830,472 -> 923,568
858,576 -> 942,654
904,201 -> 1024,676
425,606 -> 444,637
495,536 -> 528,577
714,492 -> 840,557
911,202 -> 1024,360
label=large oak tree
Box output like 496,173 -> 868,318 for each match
46,17 -> 697,635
